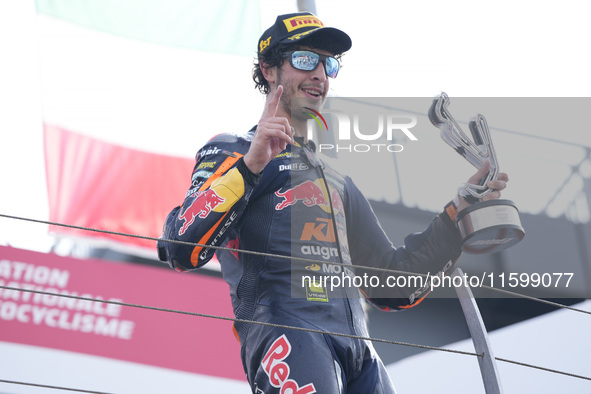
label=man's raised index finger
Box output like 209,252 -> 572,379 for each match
262,85 -> 283,119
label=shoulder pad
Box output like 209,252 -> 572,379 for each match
195,132 -> 251,161
241,127 -> 257,142
208,133 -> 238,143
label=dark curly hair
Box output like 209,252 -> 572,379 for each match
252,43 -> 293,95
252,36 -> 344,94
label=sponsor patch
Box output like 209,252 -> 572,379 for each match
275,151 -> 300,159
305,279 -> 329,302
197,161 -> 217,170
279,163 -> 309,172
282,15 -> 324,32
300,218 -> 335,242
301,245 -> 338,261
275,180 -> 329,211
260,36 -> 271,52
192,170 -> 213,183
261,335 -> 317,393
178,190 -> 225,236
199,146 -> 221,158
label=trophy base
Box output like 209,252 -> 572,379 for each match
456,199 -> 525,254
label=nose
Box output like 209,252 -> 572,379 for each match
310,61 -> 327,81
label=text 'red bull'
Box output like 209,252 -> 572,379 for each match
262,334 -> 316,393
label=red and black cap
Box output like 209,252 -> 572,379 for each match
257,12 -> 352,56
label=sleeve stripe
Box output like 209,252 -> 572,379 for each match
188,153 -> 245,267
198,153 -> 243,192
190,211 -> 230,267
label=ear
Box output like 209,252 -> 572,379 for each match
260,62 -> 276,85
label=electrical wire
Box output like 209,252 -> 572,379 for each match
1,213 -> 589,316
0,284 -> 590,383
1,213 -> 590,387
0,284 -> 480,357
0,378 -> 113,393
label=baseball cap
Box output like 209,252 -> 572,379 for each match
258,12 -> 352,56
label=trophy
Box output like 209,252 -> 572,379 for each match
429,93 -> 525,254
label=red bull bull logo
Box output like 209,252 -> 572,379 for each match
226,237 -> 240,260
178,189 -> 225,236
331,189 -> 345,216
275,180 -> 328,211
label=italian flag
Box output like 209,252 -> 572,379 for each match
2,0 -> 264,255
1,1 -> 267,390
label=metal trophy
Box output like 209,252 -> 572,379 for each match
429,93 -> 525,254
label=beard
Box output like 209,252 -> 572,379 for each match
276,68 -> 325,124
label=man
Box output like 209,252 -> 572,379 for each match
158,12 -> 508,393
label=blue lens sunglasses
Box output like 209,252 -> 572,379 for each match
283,50 -> 340,78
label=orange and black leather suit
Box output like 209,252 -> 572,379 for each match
158,128 -> 463,393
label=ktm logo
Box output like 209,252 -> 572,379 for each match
300,218 -> 335,242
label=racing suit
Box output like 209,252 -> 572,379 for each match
158,128 -> 463,393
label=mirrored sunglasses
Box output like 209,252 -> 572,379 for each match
283,50 -> 340,78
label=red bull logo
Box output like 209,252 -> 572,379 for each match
226,237 -> 240,260
331,189 -> 345,216
275,180 -> 328,211
178,189 -> 225,236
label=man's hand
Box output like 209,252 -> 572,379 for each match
457,161 -> 509,211
243,85 -> 293,174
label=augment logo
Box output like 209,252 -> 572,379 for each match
303,107 -> 328,132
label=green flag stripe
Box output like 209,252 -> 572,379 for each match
36,0 -> 261,56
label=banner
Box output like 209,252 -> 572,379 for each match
0,245 -> 244,380
36,0 -> 261,55
44,124 -> 194,250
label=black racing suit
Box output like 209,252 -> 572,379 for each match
158,128 -> 463,393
